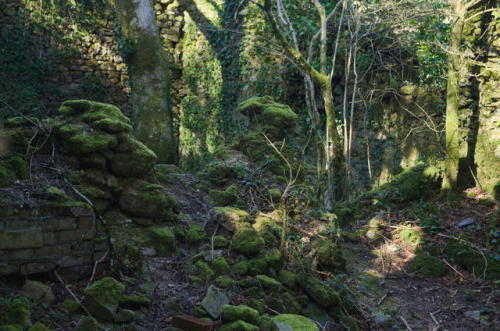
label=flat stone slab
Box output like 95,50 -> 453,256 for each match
200,285 -> 229,319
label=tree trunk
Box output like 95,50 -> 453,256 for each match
442,0 -> 466,193
115,0 -> 177,163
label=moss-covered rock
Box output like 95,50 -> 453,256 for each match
83,277 -> 125,321
213,207 -> 251,232
61,299 -> 81,313
0,161 -> 16,187
445,239 -> 500,280
233,260 -> 249,275
278,270 -> 298,289
66,133 -> 118,154
185,224 -> 207,244
314,241 -> 346,273
219,320 -> 259,331
237,96 -> 298,129
213,235 -> 229,248
232,228 -> 265,256
3,299 -> 31,328
209,184 -> 240,206
247,254 -> 269,275
215,275 -> 233,288
194,261 -> 215,282
114,309 -> 135,323
119,181 -> 177,221
222,304 -> 260,325
206,163 -> 238,186
148,227 -> 176,254
212,257 -> 231,275
73,316 -> 99,331
110,138 -> 157,177
271,314 -> 319,331
298,275 -> 341,308
256,275 -> 282,290
408,254 -> 448,277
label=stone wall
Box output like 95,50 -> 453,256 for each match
0,196 -> 108,277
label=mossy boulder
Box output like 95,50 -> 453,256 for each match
222,304 -> 260,325
73,316 -> 99,331
256,275 -> 282,290
408,254 -> 448,277
313,241 -> 346,273
233,260 -> 249,275
3,299 -> 31,328
215,275 -> 233,288
114,309 -> 135,323
445,239 -> 500,280
298,275 -> 341,308
212,257 -> 231,275
278,270 -> 298,289
83,277 -> 125,321
110,138 -> 157,177
232,228 -> 265,256
0,156 -> 28,187
119,181 -> 177,221
148,227 -> 176,254
271,314 -> 319,331
194,261 -> 215,282
237,96 -> 298,129
186,225 -> 207,244
61,299 -> 81,313
66,133 -> 118,154
213,207 -> 251,232
209,184 -> 240,206
213,235 -> 229,248
219,320 -> 259,331
206,163 -> 238,186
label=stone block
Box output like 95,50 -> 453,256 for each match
0,227 -> 43,249
20,262 -> 55,274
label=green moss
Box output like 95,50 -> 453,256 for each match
214,207 -> 251,232
237,96 -> 275,115
186,225 -> 207,244
247,299 -> 266,314
218,320 -> 259,331
278,270 -> 298,289
0,162 -> 16,187
265,248 -> 283,269
59,100 -> 93,115
340,315 -> 360,331
215,275 -> 233,288
83,277 -> 125,321
395,226 -> 422,245
93,118 -> 133,133
247,254 -> 269,275
6,156 -> 28,180
222,304 -> 260,325
206,164 -> 238,185
3,116 -> 27,128
233,260 -> 249,275
256,275 -> 281,290
314,241 -> 346,273
0,325 -> 23,331
213,235 -> 229,248
298,275 -> 341,308
114,309 -> 135,323
46,186 -> 70,200
110,138 -> 157,177
61,299 -> 81,313
232,228 -> 265,256
194,261 -> 215,282
148,227 -> 176,254
445,239 -> 500,280
271,314 -> 319,331
258,104 -> 298,128
212,257 -> 231,275
66,133 -> 117,154
209,184 -> 240,206
268,188 -> 283,201
119,182 -> 177,221
3,300 -> 31,328
408,254 -> 448,277
73,316 -> 99,331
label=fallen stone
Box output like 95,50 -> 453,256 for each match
22,280 -> 55,304
201,285 -> 230,319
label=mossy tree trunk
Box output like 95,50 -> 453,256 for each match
114,0 -> 177,163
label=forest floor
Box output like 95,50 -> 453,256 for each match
343,192 -> 499,330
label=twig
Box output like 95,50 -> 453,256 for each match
87,249 -> 109,288
210,223 -> 219,261
442,259 -> 465,278
54,269 -> 91,316
430,309 -> 441,326
377,293 -> 388,306
399,315 -> 413,331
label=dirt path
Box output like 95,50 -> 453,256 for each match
344,242 -> 499,330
